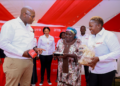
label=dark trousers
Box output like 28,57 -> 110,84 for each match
89,70 -> 116,86
31,58 -> 37,84
39,55 -> 53,81
84,66 -> 89,83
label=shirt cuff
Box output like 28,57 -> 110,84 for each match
17,50 -> 24,57
98,56 -> 105,62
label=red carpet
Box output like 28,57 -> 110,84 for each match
36,74 -> 57,86
36,60 -> 86,86
0,59 -> 86,86
35,74 -> 86,86
35,69 -> 86,86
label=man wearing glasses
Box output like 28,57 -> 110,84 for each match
0,6 -> 44,86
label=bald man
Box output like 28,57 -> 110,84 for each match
0,6 -> 44,86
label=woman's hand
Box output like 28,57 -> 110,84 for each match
62,53 -> 78,63
53,56 -> 58,60
88,57 -> 99,69
53,51 -> 58,60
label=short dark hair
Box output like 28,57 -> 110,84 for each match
43,27 -> 50,33
80,25 -> 86,30
90,16 -> 104,27
59,32 -> 65,38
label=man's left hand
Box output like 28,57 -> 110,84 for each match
36,56 -> 39,60
88,57 -> 99,69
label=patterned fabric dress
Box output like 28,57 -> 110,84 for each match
57,39 -> 82,86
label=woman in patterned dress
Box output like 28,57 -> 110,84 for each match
54,27 -> 82,86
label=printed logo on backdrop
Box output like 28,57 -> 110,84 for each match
52,69 -> 57,72
62,29 -> 66,32
54,28 -> 61,32
35,28 -> 41,31
54,36 -> 59,39
52,62 -> 58,65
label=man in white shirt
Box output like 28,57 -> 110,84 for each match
88,16 -> 120,86
78,26 -> 89,86
0,6 -> 44,86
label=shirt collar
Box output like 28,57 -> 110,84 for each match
44,34 -> 51,38
91,28 -> 105,37
80,34 -> 86,36
16,17 -> 29,27
97,28 -> 105,36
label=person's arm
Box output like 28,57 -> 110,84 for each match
0,22 -> 24,57
99,33 -> 120,62
34,38 -> 37,47
37,36 -> 41,48
88,33 -> 120,68
63,53 -> 78,61
56,39 -> 60,48
52,38 -> 55,53
58,53 -> 78,64
37,36 -> 46,55
53,39 -> 61,60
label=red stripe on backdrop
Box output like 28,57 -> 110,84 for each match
38,0 -> 102,26
0,3 -> 14,21
104,13 -> 120,32
0,23 -> 4,31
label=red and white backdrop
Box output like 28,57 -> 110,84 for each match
0,0 -> 120,85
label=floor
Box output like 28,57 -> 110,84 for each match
35,74 -> 86,86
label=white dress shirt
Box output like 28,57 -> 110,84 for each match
56,39 -> 62,47
0,17 -> 35,59
88,28 -> 120,74
33,38 -> 37,47
38,35 -> 55,55
78,34 -> 89,45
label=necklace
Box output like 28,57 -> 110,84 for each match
65,39 -> 75,47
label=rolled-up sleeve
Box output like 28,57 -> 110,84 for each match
0,22 -> 24,57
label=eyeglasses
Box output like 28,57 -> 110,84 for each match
25,13 -> 35,19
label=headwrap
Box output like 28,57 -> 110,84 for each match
66,27 -> 77,38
